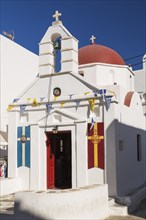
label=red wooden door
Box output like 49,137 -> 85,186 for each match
46,136 -> 55,189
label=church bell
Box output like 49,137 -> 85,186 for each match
54,40 -> 61,50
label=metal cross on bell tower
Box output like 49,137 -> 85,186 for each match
53,10 -> 62,21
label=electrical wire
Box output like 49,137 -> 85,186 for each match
124,53 -> 145,61
128,60 -> 146,67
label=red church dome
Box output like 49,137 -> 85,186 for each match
78,43 -> 125,66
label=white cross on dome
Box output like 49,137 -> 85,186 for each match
90,35 -> 96,44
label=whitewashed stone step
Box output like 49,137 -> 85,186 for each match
109,201 -> 128,216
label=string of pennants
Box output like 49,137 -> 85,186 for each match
7,89 -> 116,113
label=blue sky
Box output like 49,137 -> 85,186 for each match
0,0 -> 146,70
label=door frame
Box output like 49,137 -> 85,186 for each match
46,130 -> 72,189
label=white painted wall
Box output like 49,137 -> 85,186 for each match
116,121 -> 146,196
0,178 -> 22,196
39,23 -> 78,76
79,63 -> 135,91
0,35 -> 38,131
8,74 -> 145,195
30,125 -> 40,190
75,121 -> 88,187
8,97 -> 104,191
104,103 -> 117,196
14,185 -> 109,220
8,111 -> 19,178
6,18 -> 146,199
11,100 -> 90,191
134,54 -> 146,116
134,69 -> 145,92
115,91 -> 146,196
120,93 -> 145,129
134,54 -> 146,93
103,86 -> 146,197
88,168 -> 104,185
17,167 -> 30,190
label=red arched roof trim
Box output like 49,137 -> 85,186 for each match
124,92 -> 134,107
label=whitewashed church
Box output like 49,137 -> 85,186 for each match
7,11 -> 146,198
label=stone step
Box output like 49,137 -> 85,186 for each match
108,198 -> 115,206
0,194 -> 15,215
109,202 -> 128,216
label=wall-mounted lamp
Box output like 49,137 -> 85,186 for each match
52,125 -> 58,134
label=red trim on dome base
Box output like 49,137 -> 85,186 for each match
78,44 -> 125,66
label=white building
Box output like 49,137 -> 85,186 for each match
6,12 -> 146,198
134,54 -> 146,116
0,35 -> 38,154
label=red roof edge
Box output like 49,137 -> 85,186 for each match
124,92 -> 134,107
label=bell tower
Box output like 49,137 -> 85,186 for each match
39,11 -> 78,76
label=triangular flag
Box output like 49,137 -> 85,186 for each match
99,89 -> 106,95
7,105 -> 14,112
84,92 -> 90,95
69,94 -> 74,99
32,98 -> 39,107
20,105 -> 26,114
27,98 -> 32,102
88,99 -> 95,111
90,117 -> 95,131
54,96 -> 57,101
75,100 -> 81,109
46,103 -> 52,114
60,102 -> 65,108
13,98 -> 19,103
105,96 -> 112,110
40,97 -> 45,102
99,89 -> 106,102
93,90 -> 98,97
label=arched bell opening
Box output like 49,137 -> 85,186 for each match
51,33 -> 62,73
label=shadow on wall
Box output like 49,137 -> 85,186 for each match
14,201 -> 49,220
106,119 -> 146,197
0,214 -> 14,220
130,198 -> 146,219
